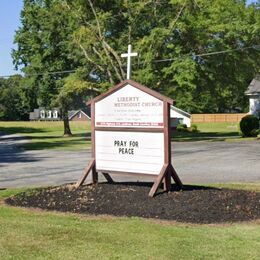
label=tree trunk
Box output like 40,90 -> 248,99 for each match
63,111 -> 72,136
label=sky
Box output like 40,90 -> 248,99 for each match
0,0 -> 23,77
0,0 -> 257,77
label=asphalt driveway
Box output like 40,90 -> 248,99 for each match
0,134 -> 259,188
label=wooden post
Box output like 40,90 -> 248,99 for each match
102,173 -> 114,183
92,164 -> 98,184
163,102 -> 171,191
170,164 -> 183,187
149,165 -> 168,197
75,158 -> 95,188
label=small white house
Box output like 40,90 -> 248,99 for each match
53,110 -> 58,119
29,107 -> 60,121
40,109 -> 45,119
170,105 -> 191,128
47,110 -> 52,118
245,76 -> 260,117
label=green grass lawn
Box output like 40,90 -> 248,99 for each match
172,122 -> 258,142
0,121 -> 91,150
0,184 -> 259,260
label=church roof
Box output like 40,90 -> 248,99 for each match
171,105 -> 191,118
245,75 -> 260,95
68,108 -> 91,120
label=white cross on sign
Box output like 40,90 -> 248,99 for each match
121,44 -> 138,80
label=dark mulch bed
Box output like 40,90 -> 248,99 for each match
5,182 -> 260,224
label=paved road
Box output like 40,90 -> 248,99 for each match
0,134 -> 259,188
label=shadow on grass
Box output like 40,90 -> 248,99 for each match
0,126 -> 46,135
171,131 -> 240,142
0,135 -> 30,142
22,137 -> 91,150
27,132 -> 91,140
0,126 -> 91,150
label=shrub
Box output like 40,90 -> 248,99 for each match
176,124 -> 187,132
188,124 -> 198,133
239,115 -> 259,137
176,123 -> 199,133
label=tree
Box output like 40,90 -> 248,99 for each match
13,0 -> 260,127
0,75 -> 29,120
70,0 -> 259,112
55,69 -> 97,135
13,0 -> 83,135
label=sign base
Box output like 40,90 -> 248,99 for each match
75,159 -> 182,197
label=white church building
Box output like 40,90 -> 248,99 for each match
245,76 -> 260,117
170,105 -> 191,128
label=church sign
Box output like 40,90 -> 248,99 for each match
95,131 -> 164,175
76,79 -> 182,197
95,82 -> 164,175
95,83 -> 164,128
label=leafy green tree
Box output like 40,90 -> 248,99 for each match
13,0 -> 260,131
13,0 -> 84,135
69,0 -> 259,112
54,69 -> 97,135
0,75 -> 29,120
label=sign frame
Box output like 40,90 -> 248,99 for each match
76,79 -> 182,197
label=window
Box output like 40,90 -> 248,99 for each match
40,110 -> 45,118
77,112 -> 82,119
48,111 -> 52,118
53,110 -> 58,118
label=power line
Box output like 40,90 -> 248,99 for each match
0,69 -> 77,79
0,45 -> 259,78
152,45 -> 260,63
196,46 -> 259,57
